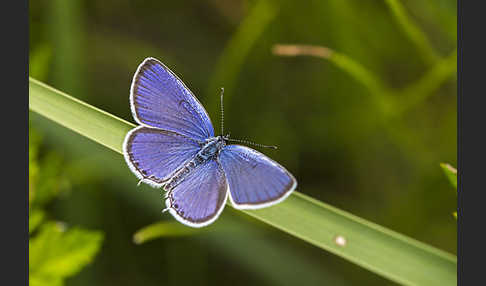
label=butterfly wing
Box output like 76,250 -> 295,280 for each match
130,57 -> 214,141
219,145 -> 297,209
123,126 -> 201,187
166,160 -> 228,227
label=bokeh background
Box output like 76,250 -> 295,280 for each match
29,0 -> 457,285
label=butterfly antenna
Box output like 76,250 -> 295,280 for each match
220,87 -> 225,135
219,88 -> 276,150
226,138 -> 278,150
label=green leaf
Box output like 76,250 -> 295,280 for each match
29,210 -> 45,234
29,124 -> 41,207
29,122 -> 71,209
29,78 -> 456,285
440,163 -> 457,190
29,222 -> 104,285
29,275 -> 63,286
33,153 -> 70,207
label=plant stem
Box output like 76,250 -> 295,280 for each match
384,0 -> 439,65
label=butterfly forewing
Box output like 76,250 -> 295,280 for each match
166,160 -> 228,227
123,126 -> 201,187
130,57 -> 214,141
219,145 -> 297,209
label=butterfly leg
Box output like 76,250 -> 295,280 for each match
137,176 -> 169,187
162,189 -> 172,200
160,189 -> 171,213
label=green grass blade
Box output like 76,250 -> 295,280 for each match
384,0 -> 439,64
241,192 -> 456,285
272,44 -> 392,116
272,44 -> 456,118
29,78 -> 135,153
133,221 -> 198,244
272,44 -> 455,167
48,0 -> 86,97
397,50 -> 457,115
440,163 -> 457,190
206,0 -> 277,112
29,77 -> 457,285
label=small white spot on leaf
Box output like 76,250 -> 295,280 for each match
334,235 -> 347,247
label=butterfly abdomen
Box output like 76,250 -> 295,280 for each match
164,164 -> 196,191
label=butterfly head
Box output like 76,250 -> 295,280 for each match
222,133 -> 231,143
217,135 -> 228,147
199,136 -> 227,160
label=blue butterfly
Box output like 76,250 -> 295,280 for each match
123,57 -> 297,227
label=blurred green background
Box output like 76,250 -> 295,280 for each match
29,0 -> 456,285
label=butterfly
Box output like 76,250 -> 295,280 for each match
123,57 -> 297,228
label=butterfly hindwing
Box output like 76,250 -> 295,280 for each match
130,57 -> 214,141
166,160 -> 228,227
219,145 -> 297,209
123,126 -> 201,187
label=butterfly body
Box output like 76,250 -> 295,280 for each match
164,136 -> 226,191
123,57 -> 297,227
199,135 -> 226,160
